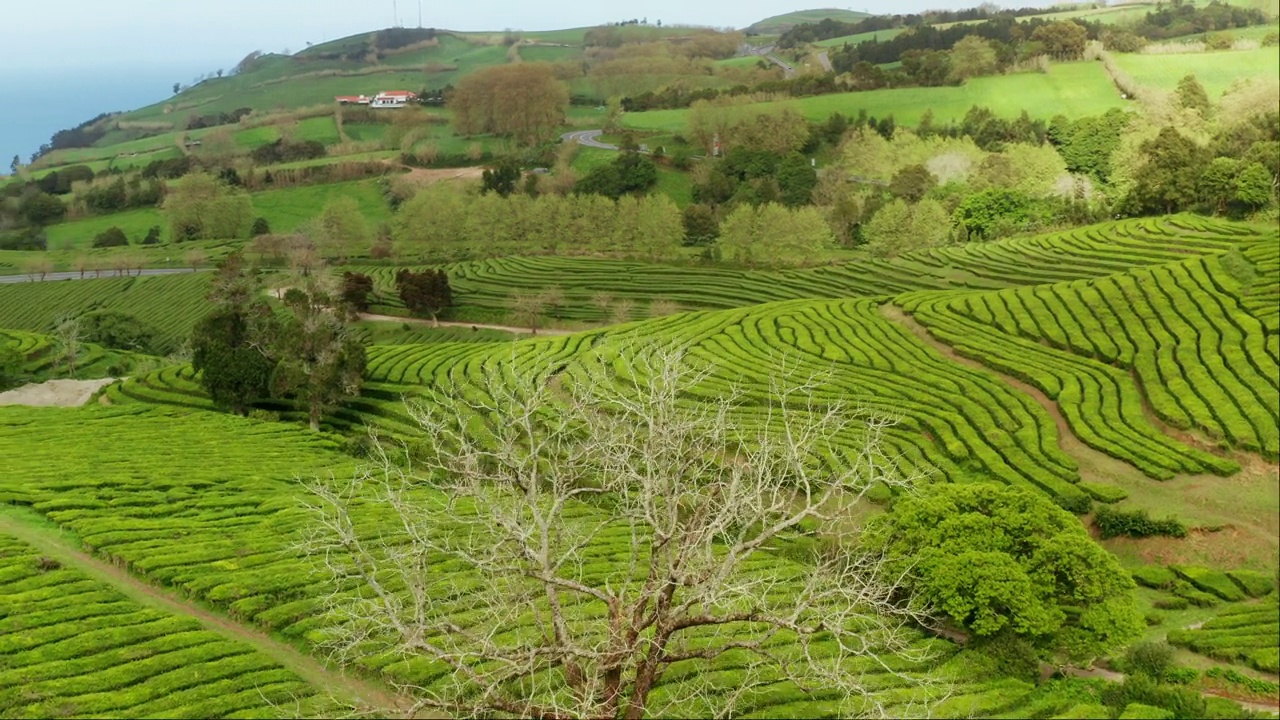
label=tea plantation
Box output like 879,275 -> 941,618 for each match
0,212 -> 1276,717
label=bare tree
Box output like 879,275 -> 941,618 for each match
52,316 -> 82,377
510,291 -> 547,334
287,236 -> 322,279
609,298 -> 635,325
303,347 -> 931,720
590,291 -> 614,319
184,248 -> 208,271
648,298 -> 680,318
539,285 -> 566,318
73,254 -> 90,280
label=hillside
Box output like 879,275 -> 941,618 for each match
745,8 -> 873,35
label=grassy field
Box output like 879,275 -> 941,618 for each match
1111,47 -> 1280,99
622,61 -> 1126,131
41,178 -> 391,250
814,27 -> 908,48
746,8 -> 872,35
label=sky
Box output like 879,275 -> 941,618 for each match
1,0 -> 1059,71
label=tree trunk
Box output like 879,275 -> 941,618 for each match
309,404 -> 321,432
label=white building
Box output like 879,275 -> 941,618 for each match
370,90 -> 417,108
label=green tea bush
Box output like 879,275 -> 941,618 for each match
1080,482 -> 1128,504
1152,596 -> 1189,611
1226,569 -> 1276,598
1117,703 -> 1175,719
1171,566 -> 1247,602
1094,506 -> 1187,539
1130,565 -> 1178,590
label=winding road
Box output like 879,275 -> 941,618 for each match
560,129 -> 619,150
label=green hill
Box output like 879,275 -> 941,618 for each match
746,8 -> 873,35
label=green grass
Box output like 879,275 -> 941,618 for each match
39,178 -> 392,250
517,44 -> 584,63
622,61 -> 1127,131
747,9 -> 872,35
814,27 -> 908,48
1111,47 -> 1280,100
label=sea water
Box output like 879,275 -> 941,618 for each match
0,65 -> 209,168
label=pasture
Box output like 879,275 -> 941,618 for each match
1111,47 -> 1280,99
621,61 -> 1127,131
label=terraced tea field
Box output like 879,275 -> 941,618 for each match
0,404 -> 1092,718
0,531 -> 334,718
0,212 -> 1276,716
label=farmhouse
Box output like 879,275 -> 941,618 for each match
371,90 -> 417,108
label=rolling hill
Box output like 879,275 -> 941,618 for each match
745,8 -> 874,35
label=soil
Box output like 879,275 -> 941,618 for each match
0,378 -> 118,407
396,166 -> 485,186
0,507 -> 411,716
359,312 -> 578,336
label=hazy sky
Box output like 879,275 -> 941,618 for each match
3,0 -> 1056,71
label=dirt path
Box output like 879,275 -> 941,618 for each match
879,303 -> 1133,481
0,378 -> 118,407
359,312 -> 578,336
0,507 -> 409,715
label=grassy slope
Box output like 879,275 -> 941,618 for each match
1112,47 -> 1280,99
623,61 -> 1124,131
746,8 -> 872,35
45,179 -> 391,250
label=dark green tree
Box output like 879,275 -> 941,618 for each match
1175,74 -> 1210,114
396,269 -> 453,323
142,226 -> 163,245
0,345 -> 24,391
1198,157 -> 1238,214
270,283 -> 367,432
481,157 -> 522,197
18,193 -> 67,225
251,217 -> 271,236
91,227 -> 129,248
889,164 -> 936,203
865,483 -> 1143,663
1127,127 -> 1208,215
681,204 -> 720,246
953,188 -> 1033,240
1235,161 -> 1274,210
190,252 -> 276,415
79,310 -> 161,354
341,272 -> 375,313
776,153 -> 818,207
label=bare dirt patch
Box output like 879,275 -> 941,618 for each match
0,378 -> 118,407
398,166 -> 485,186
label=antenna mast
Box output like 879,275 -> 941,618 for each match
393,0 -> 399,27
418,1 -> 423,28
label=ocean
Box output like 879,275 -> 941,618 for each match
0,65 -> 210,168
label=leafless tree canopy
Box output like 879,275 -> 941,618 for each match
303,346 -> 934,719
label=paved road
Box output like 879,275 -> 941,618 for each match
765,53 -> 797,79
818,51 -> 833,73
561,129 -> 619,151
0,268 -> 199,284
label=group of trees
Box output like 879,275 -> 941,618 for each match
451,64 -> 569,146
393,184 -> 685,261
191,252 -> 366,431
395,268 -> 453,322
163,173 -> 256,242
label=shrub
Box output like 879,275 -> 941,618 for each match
1171,566 -> 1246,602
1130,565 -> 1178,590
0,227 -> 47,251
251,217 -> 271,236
0,346 -> 23,391
91,226 -> 129,248
1080,482 -> 1128,503
1162,667 -> 1198,685
969,631 -> 1043,682
1249,647 -> 1279,674
1118,703 -> 1174,719
1171,582 -> 1219,608
1152,596 -> 1189,611
1094,506 -> 1187,539
141,225 -> 163,245
79,310 -> 162,354
1125,641 -> 1174,679
1226,569 -> 1276,598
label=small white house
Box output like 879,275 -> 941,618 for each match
371,90 -> 417,108
334,95 -> 371,105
